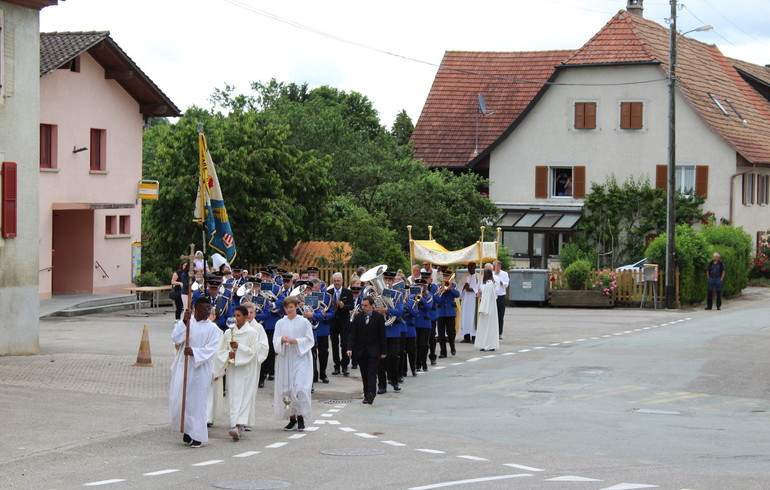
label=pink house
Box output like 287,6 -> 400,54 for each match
38,31 -> 180,298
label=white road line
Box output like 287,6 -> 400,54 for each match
504,463 -> 544,472
191,460 -> 223,467
591,337 -> 600,340
314,419 -> 340,425
482,355 -> 497,358
143,469 -> 179,476
409,473 -> 532,489
433,366 -> 447,370
232,451 -> 260,458
83,479 -> 126,486
599,484 -> 659,490
467,357 -> 482,362
334,405 -> 346,408
575,339 -> 586,342
265,442 -> 288,449
450,362 -> 463,366
287,433 -> 307,439
321,413 -> 334,417
355,432 -> 378,439
545,475 -> 602,482
382,440 -> 407,446
519,348 -> 533,352
457,455 -> 488,461
327,408 -> 341,412
502,352 -> 515,356
550,343 -> 561,346
302,426 -> 319,431
416,448 -> 445,454
602,335 -> 612,338
533,346 -> 546,349
339,427 -> 357,432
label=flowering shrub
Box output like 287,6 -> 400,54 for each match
591,269 -> 618,296
750,241 -> 770,279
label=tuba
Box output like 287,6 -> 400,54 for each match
360,264 -> 397,326
237,282 -> 254,304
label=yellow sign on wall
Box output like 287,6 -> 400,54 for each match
138,180 -> 159,200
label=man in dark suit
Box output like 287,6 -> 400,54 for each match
329,272 -> 355,376
347,296 -> 387,404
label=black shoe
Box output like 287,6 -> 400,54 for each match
297,416 -> 305,431
284,418 -> 297,431
377,387 -> 386,394
412,370 -> 417,376
183,433 -> 191,444
451,348 -> 456,355
717,307 -> 721,310
351,364 -> 358,369
207,422 -> 213,427
267,374 -> 275,380
705,307 -> 712,310
399,376 -> 404,383
438,353 -> 447,358
332,369 -> 341,375
258,381 -> 265,388
430,359 -> 436,365
342,369 -> 350,377
190,440 -> 202,448
393,384 -> 401,391
321,377 -> 329,384
423,365 -> 429,371
480,348 -> 486,352
362,399 -> 371,404
489,349 -> 495,351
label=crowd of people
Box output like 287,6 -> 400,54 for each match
168,258 -> 510,448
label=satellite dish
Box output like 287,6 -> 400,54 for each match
478,93 -> 488,116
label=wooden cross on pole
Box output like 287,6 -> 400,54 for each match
178,243 -> 196,433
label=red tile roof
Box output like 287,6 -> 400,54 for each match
412,50 -> 574,168
562,12 -> 770,164
280,241 -> 353,270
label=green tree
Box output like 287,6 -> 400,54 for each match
645,225 -> 711,304
391,109 -> 414,146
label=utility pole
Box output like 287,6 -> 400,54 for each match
665,0 -> 677,309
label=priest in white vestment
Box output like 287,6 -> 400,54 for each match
458,262 -> 480,341
273,295 -> 314,431
213,305 -> 269,440
474,268 -> 499,351
169,298 -> 222,447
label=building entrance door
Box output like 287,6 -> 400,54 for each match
51,210 -> 94,294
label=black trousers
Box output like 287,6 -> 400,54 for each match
316,336 -> 329,379
378,338 -> 401,388
496,295 -> 507,335
416,328 -> 431,369
400,336 -> 417,375
429,320 -> 438,361
259,329 -> 276,383
437,316 -> 456,355
173,294 -> 183,320
356,352 -> 380,400
330,321 -> 351,369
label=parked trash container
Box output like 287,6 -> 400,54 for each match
508,269 -> 549,303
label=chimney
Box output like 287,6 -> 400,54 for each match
627,0 -> 644,16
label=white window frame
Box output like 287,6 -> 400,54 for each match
758,175 -> 769,206
743,173 -> 755,206
675,164 -> 696,197
549,164 -> 574,198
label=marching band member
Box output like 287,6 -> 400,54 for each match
349,284 -> 363,370
422,271 -> 440,367
329,272 -> 354,377
305,278 -> 333,385
435,270 -> 460,359
401,282 -> 419,378
410,278 -> 434,373
306,266 -> 326,290
376,270 -> 404,394
256,268 -> 284,388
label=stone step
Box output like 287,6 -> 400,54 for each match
47,299 -> 151,317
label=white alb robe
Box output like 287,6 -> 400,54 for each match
474,280 -> 499,351
213,321 -> 269,427
169,318 -> 222,443
458,271 -> 480,336
273,315 -> 315,420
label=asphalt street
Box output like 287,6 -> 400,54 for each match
1,290 -> 769,489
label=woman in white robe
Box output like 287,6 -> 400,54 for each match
273,296 -> 315,429
474,268 -> 499,351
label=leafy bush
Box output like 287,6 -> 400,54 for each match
700,225 -> 751,295
645,225 -> 710,304
565,259 -> 592,290
591,269 -> 618,296
559,241 -> 597,271
134,272 -> 161,287
749,241 -> 770,279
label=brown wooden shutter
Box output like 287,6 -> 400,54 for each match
620,102 -> 631,129
655,165 -> 667,190
572,166 -> 586,198
695,165 -> 708,198
535,166 -> 548,198
630,102 -> 643,129
574,103 -> 585,129
585,102 -> 596,129
2,162 -> 18,238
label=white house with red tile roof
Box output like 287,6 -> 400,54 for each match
413,5 -> 770,268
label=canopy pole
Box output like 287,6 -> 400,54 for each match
478,226 -> 485,267
428,225 -> 433,241
496,227 -> 502,257
407,225 -> 414,266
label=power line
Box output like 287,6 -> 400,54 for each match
699,0 -> 770,48
222,0 -> 666,88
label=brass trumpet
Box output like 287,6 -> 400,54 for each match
440,273 -> 456,293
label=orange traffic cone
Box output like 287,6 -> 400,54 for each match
133,324 -> 154,367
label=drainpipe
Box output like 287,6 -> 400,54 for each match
728,163 -> 756,225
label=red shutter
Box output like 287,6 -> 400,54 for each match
655,165 -> 667,190
573,166 -> 586,199
535,166 -> 548,198
585,102 -> 596,129
574,103 -> 585,129
695,165 -> 708,198
2,162 -> 18,238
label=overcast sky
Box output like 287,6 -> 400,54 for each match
40,0 -> 770,128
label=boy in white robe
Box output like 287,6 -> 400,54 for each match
242,302 -> 269,431
214,305 -> 268,440
273,295 -> 314,431
169,298 -> 222,448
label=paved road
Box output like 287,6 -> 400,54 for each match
1,291 -> 769,489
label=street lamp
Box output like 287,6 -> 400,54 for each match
666,0 -> 713,308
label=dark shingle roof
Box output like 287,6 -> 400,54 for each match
40,31 -> 181,118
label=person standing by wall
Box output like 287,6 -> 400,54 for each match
705,252 -> 726,310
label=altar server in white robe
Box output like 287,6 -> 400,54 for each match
458,262 -> 480,342
475,267 -> 500,351
170,297 -> 222,447
273,295 -> 314,431
214,305 -> 268,441
243,301 -> 269,430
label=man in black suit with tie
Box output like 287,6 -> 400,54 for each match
329,272 -> 354,376
347,296 -> 387,404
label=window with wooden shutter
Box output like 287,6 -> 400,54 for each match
574,102 -> 596,130
620,101 -> 643,130
742,173 -> 755,205
572,166 -> 586,198
119,215 -> 130,235
90,128 -> 106,171
105,215 -> 116,235
655,165 -> 667,190
695,165 -> 708,198
535,166 -> 548,198
2,162 -> 18,238
40,124 -> 58,169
